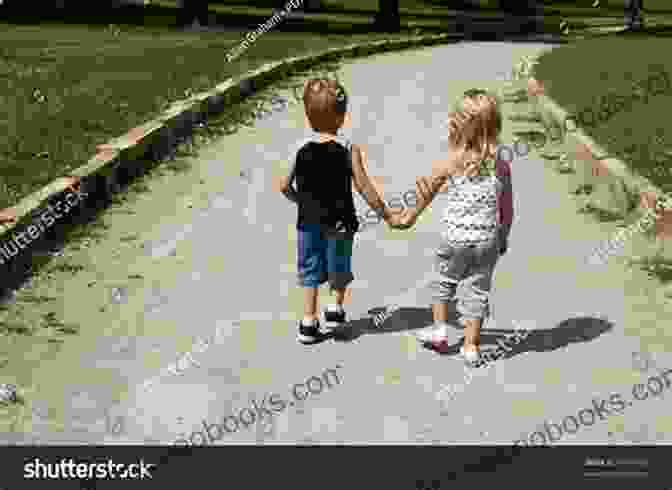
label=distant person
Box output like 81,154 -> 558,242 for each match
0,208 -> 16,225
277,78 -> 442,344
396,89 -> 514,365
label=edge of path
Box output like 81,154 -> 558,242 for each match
531,76 -> 672,255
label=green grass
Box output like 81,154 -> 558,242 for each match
0,22 -> 412,209
2,1 -> 670,210
534,35 -> 672,195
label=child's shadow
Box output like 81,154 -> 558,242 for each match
479,315 -> 614,363
332,306 -> 449,342
332,307 -> 614,363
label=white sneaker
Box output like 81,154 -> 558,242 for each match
460,345 -> 481,365
415,324 -> 449,344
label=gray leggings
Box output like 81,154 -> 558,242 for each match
430,237 -> 501,321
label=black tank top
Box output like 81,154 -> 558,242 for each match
289,138 -> 359,234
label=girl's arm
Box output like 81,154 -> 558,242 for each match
497,158 -> 514,251
351,143 -> 397,224
399,160 -> 454,227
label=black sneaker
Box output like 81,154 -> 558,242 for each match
323,308 -> 346,331
298,321 -> 321,344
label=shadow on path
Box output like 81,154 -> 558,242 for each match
332,307 -> 613,364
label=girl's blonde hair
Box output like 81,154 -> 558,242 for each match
446,89 -> 502,170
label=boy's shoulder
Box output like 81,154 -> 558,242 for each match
290,135 -> 352,154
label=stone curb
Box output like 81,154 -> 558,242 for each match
0,33 -> 458,288
532,91 -> 672,234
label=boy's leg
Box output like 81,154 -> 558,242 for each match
333,288 -> 347,307
324,231 -> 354,328
297,225 -> 328,342
303,287 -> 319,321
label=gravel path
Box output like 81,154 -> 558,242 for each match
2,40 -> 670,448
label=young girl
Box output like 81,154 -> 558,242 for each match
399,89 -> 514,365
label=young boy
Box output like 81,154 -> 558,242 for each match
278,78 -> 439,343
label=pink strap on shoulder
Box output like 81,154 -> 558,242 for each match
495,158 -> 513,228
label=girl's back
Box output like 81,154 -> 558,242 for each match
432,151 -> 509,247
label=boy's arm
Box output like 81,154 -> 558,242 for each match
350,143 -> 395,223
278,158 -> 299,203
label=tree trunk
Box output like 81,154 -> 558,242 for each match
499,0 -> 541,33
178,0 -> 209,27
626,0 -> 644,30
375,0 -> 400,32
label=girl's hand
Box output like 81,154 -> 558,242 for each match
416,174 -> 448,199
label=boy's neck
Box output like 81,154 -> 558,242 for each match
313,131 -> 339,141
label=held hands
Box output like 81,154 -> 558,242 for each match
385,175 -> 444,230
386,208 -> 416,230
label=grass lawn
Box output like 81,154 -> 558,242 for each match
0,21 -> 416,210
534,33 -> 672,194
2,0 -> 641,211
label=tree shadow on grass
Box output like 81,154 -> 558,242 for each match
612,26 -> 672,38
630,255 -> 672,284
577,202 -> 625,222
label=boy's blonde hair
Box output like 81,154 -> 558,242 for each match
446,89 -> 502,169
303,78 -> 348,134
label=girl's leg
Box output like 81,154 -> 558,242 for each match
419,244 -> 467,345
432,302 -> 450,323
459,242 -> 499,354
463,317 -> 482,351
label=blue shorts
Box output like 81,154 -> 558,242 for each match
297,224 -> 354,289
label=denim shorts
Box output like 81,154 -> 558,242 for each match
297,224 -> 354,289
430,237 -> 500,320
